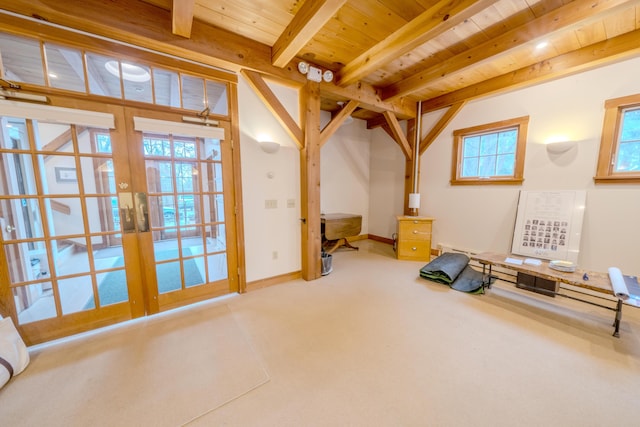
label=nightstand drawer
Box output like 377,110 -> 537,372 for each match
398,221 -> 432,241
397,240 -> 431,260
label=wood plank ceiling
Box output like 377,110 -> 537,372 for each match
2,0 -> 640,123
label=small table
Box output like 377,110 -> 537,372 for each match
471,252 -> 635,337
321,213 -> 362,254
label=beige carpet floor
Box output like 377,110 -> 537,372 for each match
0,303 -> 269,426
1,240 -> 640,426
193,240 -> 640,426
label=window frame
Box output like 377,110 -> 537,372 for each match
594,93 -> 640,183
451,116 -> 529,185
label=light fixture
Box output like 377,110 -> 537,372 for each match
259,141 -> 280,154
545,136 -> 576,154
408,193 -> 421,208
297,61 -> 334,83
535,41 -> 549,50
298,61 -> 309,75
408,192 -> 421,215
546,140 -> 575,154
105,60 -> 150,82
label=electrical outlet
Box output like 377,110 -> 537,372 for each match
287,199 -> 295,208
265,199 -> 277,209
272,251 -> 278,260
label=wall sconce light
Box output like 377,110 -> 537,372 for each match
259,141 -> 280,154
546,140 -> 575,154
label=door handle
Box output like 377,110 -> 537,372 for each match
5,224 -> 15,233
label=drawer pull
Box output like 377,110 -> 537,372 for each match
413,230 -> 418,234
413,220 -> 419,224
412,247 -> 417,251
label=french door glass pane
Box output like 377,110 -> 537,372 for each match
34,122 -> 73,152
86,196 -> 121,233
207,253 -> 227,282
59,276 -> 94,314
1,117 -> 29,149
13,284 -> 56,324
95,269 -> 128,307
206,224 -> 226,253
53,239 -> 90,277
45,197 -> 85,236
201,139 -> 222,161
39,155 -> 80,194
0,198 -> 44,240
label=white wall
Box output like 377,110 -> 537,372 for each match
238,77 -> 301,282
320,115 -> 371,233
368,127 -> 406,238
238,78 -> 372,282
370,56 -> 640,275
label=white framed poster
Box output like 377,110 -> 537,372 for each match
511,190 -> 586,264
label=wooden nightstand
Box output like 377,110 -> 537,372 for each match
396,216 -> 434,261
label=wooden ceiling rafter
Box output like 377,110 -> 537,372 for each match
382,111 -> 412,160
240,69 -> 304,148
422,26 -> 640,112
383,0 -> 638,101
320,99 -> 359,147
419,101 -> 466,155
337,0 -> 495,86
272,0 -> 347,68
171,0 -> 195,38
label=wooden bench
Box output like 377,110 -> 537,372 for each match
471,252 -> 639,337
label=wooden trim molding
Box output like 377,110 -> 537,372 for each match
246,271 -> 302,291
451,116 -> 529,186
368,234 -> 393,245
594,93 -> 640,184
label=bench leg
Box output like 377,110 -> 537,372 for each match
612,299 -> 623,338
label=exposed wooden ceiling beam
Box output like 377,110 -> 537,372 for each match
419,101 -> 465,155
320,80 -> 415,119
320,100 -> 359,147
383,0 -> 637,101
382,111 -> 412,160
241,69 -> 303,148
272,0 -> 347,68
338,0 -> 494,86
421,27 -> 640,112
172,0 -> 195,38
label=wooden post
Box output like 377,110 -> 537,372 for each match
300,81 -> 322,280
403,118 -> 419,216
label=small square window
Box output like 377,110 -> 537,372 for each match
452,116 -> 528,185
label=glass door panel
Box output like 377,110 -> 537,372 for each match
137,122 -> 232,311
0,112 -> 133,342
